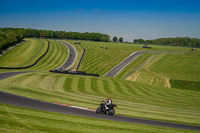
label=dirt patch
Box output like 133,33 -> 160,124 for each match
166,78 -> 171,88
126,71 -> 141,81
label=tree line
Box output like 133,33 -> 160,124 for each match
112,36 -> 200,47
133,37 -> 200,47
0,27 -> 110,52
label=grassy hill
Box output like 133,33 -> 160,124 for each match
0,72 -> 199,126
125,51 -> 200,89
0,38 -> 48,68
0,39 -> 199,132
0,39 -> 68,72
65,40 -> 191,76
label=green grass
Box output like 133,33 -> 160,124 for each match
150,51 -> 200,82
0,39 -> 68,72
0,39 -> 199,132
64,40 -> 191,76
0,72 -> 199,126
170,80 -> 200,91
124,50 -> 200,88
0,38 -> 47,67
1,103 -> 195,133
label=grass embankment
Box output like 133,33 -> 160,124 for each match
1,103 -> 195,133
65,40 -> 190,76
126,50 -> 200,89
0,38 -> 47,68
0,39 -> 68,72
0,39 -> 199,132
0,72 -> 199,126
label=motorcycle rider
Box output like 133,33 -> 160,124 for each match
105,98 -> 112,109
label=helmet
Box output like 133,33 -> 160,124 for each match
106,98 -> 111,102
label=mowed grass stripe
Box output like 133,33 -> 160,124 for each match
150,52 -> 200,82
133,82 -> 167,97
54,76 -> 66,92
0,103 -> 196,133
64,77 -> 73,92
65,40 -> 192,77
0,39 -> 69,72
26,40 -> 68,71
78,77 -> 85,92
90,78 -> 99,94
101,79 -> 111,94
84,77 -> 93,94
96,78 -> 107,94
0,39 -> 47,67
0,72 -> 200,125
70,77 -> 79,93
111,79 -> 129,95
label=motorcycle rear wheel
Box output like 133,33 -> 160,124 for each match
96,107 -> 100,113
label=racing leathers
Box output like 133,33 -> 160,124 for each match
105,99 -> 112,109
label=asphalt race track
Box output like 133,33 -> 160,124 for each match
0,47 -> 200,131
0,90 -> 200,131
0,72 -> 200,130
104,51 -> 153,77
59,41 -> 77,69
0,72 -> 27,80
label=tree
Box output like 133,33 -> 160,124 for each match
6,31 -> 17,44
113,36 -> 118,42
118,37 -> 123,43
133,39 -> 138,43
100,37 -> 108,42
39,30 -> 46,37
138,39 -> 144,44
146,40 -> 152,44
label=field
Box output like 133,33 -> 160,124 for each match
0,39 -> 68,72
125,51 -> 200,88
0,72 -> 199,126
0,38 -> 200,132
1,103 -> 195,133
65,40 -> 190,76
0,38 -> 48,68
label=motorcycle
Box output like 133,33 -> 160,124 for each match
96,101 -> 117,115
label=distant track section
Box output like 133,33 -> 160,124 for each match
59,41 -> 77,69
104,51 -> 154,77
0,71 -> 32,80
122,51 -> 187,79
0,41 -> 50,69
